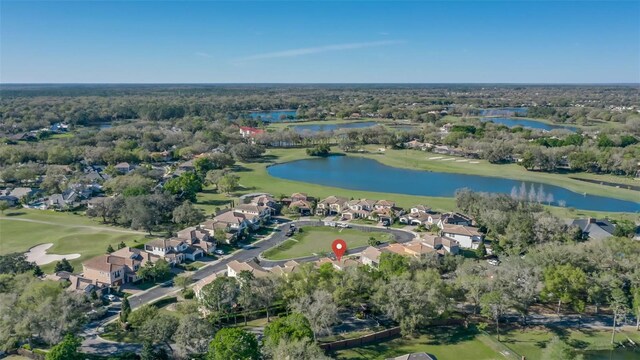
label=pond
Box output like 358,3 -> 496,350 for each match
481,117 -> 577,132
291,121 -> 380,133
267,156 -> 640,213
247,110 -> 297,122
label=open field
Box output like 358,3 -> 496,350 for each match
262,226 -> 391,260
333,327 -> 502,360
196,147 -> 638,221
0,210 -> 145,272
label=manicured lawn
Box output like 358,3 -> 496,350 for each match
499,326 -> 640,360
213,148 -> 637,221
0,209 -> 146,273
262,226 -> 391,260
334,327 -> 502,360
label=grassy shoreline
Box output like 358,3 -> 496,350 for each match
196,147 -> 638,221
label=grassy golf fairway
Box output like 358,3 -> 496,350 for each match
0,209 -> 145,273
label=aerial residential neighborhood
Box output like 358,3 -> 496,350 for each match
1,1 -> 640,360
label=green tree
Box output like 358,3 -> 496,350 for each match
237,270 -> 256,325
263,313 -> 314,350
106,244 -> 115,253
127,304 -> 158,328
305,144 -> 331,156
367,236 -> 380,247
0,253 -> 36,274
207,328 -> 259,360
164,172 -> 203,202
609,286 -> 629,344
480,289 -> 510,341
120,296 -> 131,324
632,286 -> 640,331
269,338 -> 331,360
45,334 -> 81,360
117,241 -> 127,249
54,258 -> 74,273
290,290 -> 338,341
542,264 -> 587,314
0,200 -> 10,214
172,201 -> 205,226
138,313 -> 179,353
378,252 -> 410,278
217,174 -> 240,195
199,276 -> 239,321
475,241 -> 487,258
175,313 -> 214,357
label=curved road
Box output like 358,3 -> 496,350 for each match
81,218 -> 415,355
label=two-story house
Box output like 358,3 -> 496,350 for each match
441,224 -> 483,249
144,238 -> 199,263
342,199 -> 376,219
315,196 -> 348,216
176,226 -> 216,255
233,203 -> 270,227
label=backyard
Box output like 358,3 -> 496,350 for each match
498,326 -> 640,359
262,226 -> 391,260
0,209 -> 145,272
333,327 -> 503,360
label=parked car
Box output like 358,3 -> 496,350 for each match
337,223 -> 351,228
286,229 -> 294,237
214,249 -> 224,255
103,294 -> 118,302
326,221 -> 336,227
487,259 -> 500,266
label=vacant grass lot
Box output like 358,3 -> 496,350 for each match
0,209 -> 145,272
262,226 -> 391,260
334,327 -> 502,360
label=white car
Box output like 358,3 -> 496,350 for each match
338,223 -> 351,228
103,294 -> 118,302
214,249 -> 224,255
487,259 -> 500,266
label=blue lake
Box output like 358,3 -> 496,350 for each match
247,110 -> 297,122
267,156 -> 640,213
291,121 -> 380,133
482,117 -> 577,132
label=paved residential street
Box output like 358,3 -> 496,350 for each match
81,218 -> 416,354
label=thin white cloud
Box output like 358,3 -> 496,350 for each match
236,40 -> 405,62
195,52 -> 213,58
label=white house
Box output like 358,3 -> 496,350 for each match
441,224 -> 483,249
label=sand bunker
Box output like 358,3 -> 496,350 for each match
25,243 -> 81,265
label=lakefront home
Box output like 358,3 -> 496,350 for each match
315,195 -> 349,216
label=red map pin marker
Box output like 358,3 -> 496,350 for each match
332,239 -> 347,261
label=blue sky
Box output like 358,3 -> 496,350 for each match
1,1 -> 638,83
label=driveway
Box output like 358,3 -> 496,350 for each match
81,218 -> 416,354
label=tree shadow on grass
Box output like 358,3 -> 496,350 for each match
4,211 -> 26,217
422,326 -> 478,346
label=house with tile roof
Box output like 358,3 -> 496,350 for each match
441,224 -> 483,249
